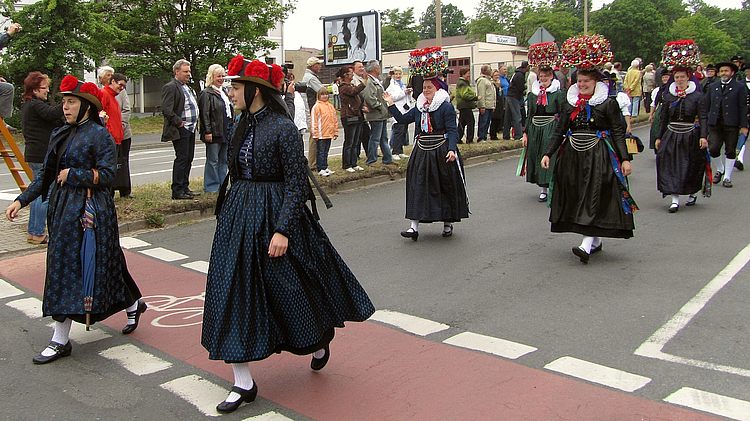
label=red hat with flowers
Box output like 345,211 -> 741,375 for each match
560,34 -> 614,70
528,42 -> 561,69
661,40 -> 701,70
226,54 -> 285,92
408,46 -> 448,78
59,75 -> 103,111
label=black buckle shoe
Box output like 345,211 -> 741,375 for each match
538,193 -> 548,202
668,203 -> 679,213
572,246 -> 590,264
32,341 -> 72,364
590,243 -> 603,254
685,195 -> 697,206
311,344 -> 330,371
442,224 -> 453,237
400,228 -> 419,241
713,172 -> 723,184
122,300 -> 147,335
735,161 -> 744,171
216,383 -> 258,413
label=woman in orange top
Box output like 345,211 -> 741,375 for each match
310,87 -> 339,176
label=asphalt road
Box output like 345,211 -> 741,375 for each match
2,124 -> 749,419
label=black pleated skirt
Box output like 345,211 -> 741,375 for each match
656,123 -> 705,195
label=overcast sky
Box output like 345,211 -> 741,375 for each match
283,0 -> 744,50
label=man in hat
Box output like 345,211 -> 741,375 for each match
732,55 -> 745,82
705,60 -> 748,187
701,64 -> 716,93
505,61 -> 528,141
161,59 -> 200,200
302,56 -> 324,171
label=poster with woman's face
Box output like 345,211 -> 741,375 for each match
323,12 -> 380,65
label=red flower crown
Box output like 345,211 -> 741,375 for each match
528,42 -> 561,68
661,40 -> 700,68
408,46 -> 448,77
227,54 -> 284,91
561,34 -> 613,70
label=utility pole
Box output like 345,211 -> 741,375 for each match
435,0 -> 442,46
583,0 -> 588,35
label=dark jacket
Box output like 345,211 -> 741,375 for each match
161,78 -> 187,142
705,79 -> 749,128
701,76 -> 716,93
657,88 -> 708,139
507,69 -> 527,100
338,81 -> 366,120
388,99 -> 459,152
0,33 -> 11,50
198,86 -> 233,143
21,98 -> 64,163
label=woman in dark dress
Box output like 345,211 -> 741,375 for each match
384,46 -> 469,240
541,35 -> 637,264
654,40 -> 709,212
5,75 -> 145,364
648,72 -> 672,153
202,55 -> 375,414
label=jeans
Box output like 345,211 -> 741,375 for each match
505,98 -> 524,140
342,118 -> 362,169
477,109 -> 494,140
316,138 -> 331,170
390,122 -> 408,154
358,121 -> 370,159
457,108 -> 475,142
27,162 -> 47,236
366,120 -> 393,164
203,141 -> 228,192
0,81 -> 14,118
171,127 -> 196,195
630,96 -> 641,117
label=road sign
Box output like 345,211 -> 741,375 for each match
527,27 -> 555,45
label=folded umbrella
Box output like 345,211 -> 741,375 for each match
80,189 -> 96,330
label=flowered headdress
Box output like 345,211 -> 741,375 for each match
226,54 -> 285,92
408,46 -> 448,78
661,40 -> 700,70
528,42 -> 561,69
59,75 -> 103,111
561,34 -> 613,70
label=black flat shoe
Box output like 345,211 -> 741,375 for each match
122,300 -> 147,335
590,243 -> 603,254
311,345 -> 330,371
713,172 -> 723,184
538,193 -> 548,202
216,383 -> 258,413
735,161 -> 744,171
685,195 -> 697,206
400,228 -> 419,241
32,341 -> 72,364
172,193 -> 192,200
442,224 -> 453,237
668,203 -> 679,213
572,246 -> 590,264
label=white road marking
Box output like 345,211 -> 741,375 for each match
139,247 -> 188,262
0,279 -> 24,299
664,387 -> 750,421
119,237 -> 151,249
635,243 -> 750,378
99,344 -> 173,376
544,356 -> 651,392
6,297 -> 42,318
443,331 -> 537,359
369,309 -> 450,336
0,188 -> 20,193
0,192 -> 18,201
243,412 -> 295,421
130,165 -> 205,177
160,375 -> 229,417
181,260 -> 209,274
67,322 -> 112,344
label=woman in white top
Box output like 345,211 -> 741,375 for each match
385,66 -> 413,159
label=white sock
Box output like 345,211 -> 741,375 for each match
125,300 -> 140,325
579,236 -> 594,253
714,156 -> 725,173
410,220 -> 419,231
42,319 -> 72,356
592,237 -> 602,248
739,145 -> 746,164
541,187 -> 548,194
724,159 -> 735,180
313,348 -> 326,359
671,195 -> 680,205
226,363 -> 254,403
443,223 -> 452,233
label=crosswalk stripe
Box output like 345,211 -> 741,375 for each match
443,331 -> 537,359
139,247 -> 188,262
664,387 -> 750,421
181,260 -> 209,274
160,375 -> 229,417
0,278 -> 24,299
369,309 -> 450,336
6,297 -> 42,318
544,356 -> 651,392
120,237 -> 151,249
47,321 -> 113,344
243,412 -> 296,421
99,343 -> 173,376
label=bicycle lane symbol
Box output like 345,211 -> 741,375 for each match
143,293 -> 205,328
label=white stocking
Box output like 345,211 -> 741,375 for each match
226,363 -> 254,403
671,194 -> 680,205
724,159 -> 735,180
714,155 -> 725,173
739,145 -> 746,164
410,220 -> 419,231
42,319 -> 72,356
579,236 -> 594,253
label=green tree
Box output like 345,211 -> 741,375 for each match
669,14 -> 739,64
514,5 -> 582,46
551,0 -> 592,18
2,0 -> 121,94
590,0 -> 668,64
418,2 -> 467,39
652,0 -> 689,25
466,0 -> 532,42
381,8 -> 419,52
111,0 -> 292,91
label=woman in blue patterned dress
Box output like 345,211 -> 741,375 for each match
5,75 -> 145,364
202,55 -> 375,414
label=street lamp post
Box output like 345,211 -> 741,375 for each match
435,0 -> 442,46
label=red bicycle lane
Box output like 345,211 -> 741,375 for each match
0,250 -> 718,420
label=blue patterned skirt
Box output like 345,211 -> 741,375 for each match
202,180 -> 375,362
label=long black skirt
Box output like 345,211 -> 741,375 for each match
405,136 -> 469,223
202,180 -> 375,362
549,136 -> 634,238
656,124 -> 705,195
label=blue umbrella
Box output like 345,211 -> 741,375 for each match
80,191 -> 96,330
738,133 -> 747,152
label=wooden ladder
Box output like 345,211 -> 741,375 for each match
0,117 -> 32,191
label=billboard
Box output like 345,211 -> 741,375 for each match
323,11 -> 380,66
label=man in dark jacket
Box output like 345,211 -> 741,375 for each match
504,61 -> 528,141
161,59 -> 199,200
701,64 -> 716,93
705,61 -> 749,187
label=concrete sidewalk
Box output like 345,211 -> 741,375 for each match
0,210 -> 43,255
